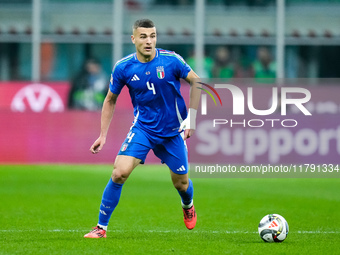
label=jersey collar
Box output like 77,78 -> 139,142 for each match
133,48 -> 159,62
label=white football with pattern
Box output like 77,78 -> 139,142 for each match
258,214 -> 289,242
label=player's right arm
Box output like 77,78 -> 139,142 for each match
90,90 -> 118,154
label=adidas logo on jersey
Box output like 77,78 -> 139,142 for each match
131,74 -> 140,81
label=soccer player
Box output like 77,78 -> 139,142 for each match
84,19 -> 201,238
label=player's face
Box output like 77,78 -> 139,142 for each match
131,27 -> 157,62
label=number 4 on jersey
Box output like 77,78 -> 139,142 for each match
146,81 -> 156,95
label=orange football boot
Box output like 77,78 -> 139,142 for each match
84,226 -> 107,238
183,205 -> 197,230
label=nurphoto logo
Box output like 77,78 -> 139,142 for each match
197,82 -> 312,128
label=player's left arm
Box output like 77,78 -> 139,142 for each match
179,69 -> 202,140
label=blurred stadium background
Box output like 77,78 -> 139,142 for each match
1,0 -> 340,82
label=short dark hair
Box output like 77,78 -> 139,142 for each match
133,19 -> 155,30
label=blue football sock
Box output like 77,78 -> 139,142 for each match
98,178 -> 123,227
178,178 -> 194,206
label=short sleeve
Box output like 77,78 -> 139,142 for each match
109,63 -> 125,95
174,53 -> 191,79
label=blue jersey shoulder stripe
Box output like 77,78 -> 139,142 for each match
112,54 -> 134,73
159,51 -> 186,65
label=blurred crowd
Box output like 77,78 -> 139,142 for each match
186,46 -> 276,81
125,0 -> 335,9
68,58 -> 107,111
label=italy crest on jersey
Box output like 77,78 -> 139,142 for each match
156,66 -> 165,79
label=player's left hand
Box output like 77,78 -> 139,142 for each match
182,129 -> 195,140
179,118 -> 195,140
179,108 -> 197,140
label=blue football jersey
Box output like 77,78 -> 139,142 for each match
110,48 -> 192,137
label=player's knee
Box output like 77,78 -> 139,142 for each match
173,179 -> 189,192
111,168 -> 129,184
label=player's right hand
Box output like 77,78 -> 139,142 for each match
90,136 -> 106,154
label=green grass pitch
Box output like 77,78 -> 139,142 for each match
0,165 -> 339,254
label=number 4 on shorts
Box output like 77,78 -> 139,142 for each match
127,132 -> 135,143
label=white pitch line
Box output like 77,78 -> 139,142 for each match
0,230 -> 339,234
